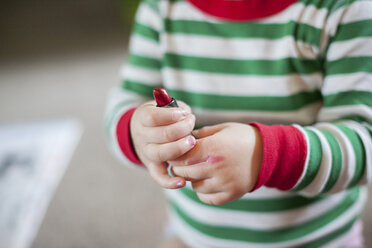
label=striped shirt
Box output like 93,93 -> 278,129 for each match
105,0 -> 372,247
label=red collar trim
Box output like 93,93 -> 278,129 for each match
187,0 -> 298,21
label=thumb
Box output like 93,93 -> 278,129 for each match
192,123 -> 227,139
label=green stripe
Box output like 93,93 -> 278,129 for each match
336,124 -> 366,188
170,188 -> 359,243
133,22 -> 159,42
319,130 -> 342,193
164,53 -> 322,75
299,0 -> 339,9
292,129 -> 322,192
323,91 -> 372,107
128,54 -> 161,70
122,80 -> 322,111
326,57 -> 372,75
164,19 -> 322,47
298,215 -> 359,248
179,187 -> 324,212
333,20 -> 372,42
122,80 -> 161,97
299,0 -> 370,12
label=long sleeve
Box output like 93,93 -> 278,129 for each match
105,0 -> 162,167
253,1 -> 372,197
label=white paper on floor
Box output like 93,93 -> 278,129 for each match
0,119 -> 83,248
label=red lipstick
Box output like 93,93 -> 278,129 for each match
153,88 -> 195,138
153,88 -> 178,107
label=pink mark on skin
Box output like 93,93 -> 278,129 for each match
206,156 -> 225,164
187,156 -> 225,165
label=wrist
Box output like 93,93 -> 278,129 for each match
249,125 -> 263,191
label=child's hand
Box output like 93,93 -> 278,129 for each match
130,101 -> 196,189
170,123 -> 262,205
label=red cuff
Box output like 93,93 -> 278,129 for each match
116,107 -> 143,166
250,122 -> 307,191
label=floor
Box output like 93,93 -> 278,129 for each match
0,1 -> 371,247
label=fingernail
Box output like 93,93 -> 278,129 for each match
187,136 -> 196,146
176,181 -> 184,188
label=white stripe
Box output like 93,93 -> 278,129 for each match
327,37 -> 372,60
183,182 -> 297,199
162,34 -> 318,60
292,125 -> 311,189
315,123 -> 356,194
162,68 -> 322,96
192,102 -> 321,127
300,127 -> 332,197
323,72 -> 372,94
318,105 -> 372,123
325,1 -> 372,38
165,188 -> 346,230
335,0 -> 372,25
320,1 -> 372,51
121,65 -> 162,85
136,3 -> 162,31
168,188 -> 366,248
165,1 -> 328,29
129,35 -> 161,59
338,120 -> 372,186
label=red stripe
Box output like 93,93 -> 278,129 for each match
187,0 -> 298,21
250,123 -> 307,191
116,107 -> 144,166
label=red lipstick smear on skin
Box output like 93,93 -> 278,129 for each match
207,156 -> 225,164
187,156 -> 225,165
153,88 -> 173,107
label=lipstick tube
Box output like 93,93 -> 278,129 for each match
153,88 -> 195,137
153,88 -> 178,108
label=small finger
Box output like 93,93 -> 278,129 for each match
191,179 -> 220,194
196,192 -> 230,205
144,114 -> 195,143
192,123 -> 228,139
144,135 -> 196,162
140,105 -> 189,127
171,163 -> 211,181
147,162 -> 186,189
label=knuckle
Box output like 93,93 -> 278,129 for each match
144,112 -> 157,126
143,145 -> 153,161
162,127 -> 174,141
182,169 -> 190,179
156,149 -> 166,162
170,110 -> 180,122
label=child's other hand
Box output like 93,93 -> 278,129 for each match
130,100 -> 196,189
170,123 -> 262,205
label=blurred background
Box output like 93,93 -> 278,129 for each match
0,0 -> 370,247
